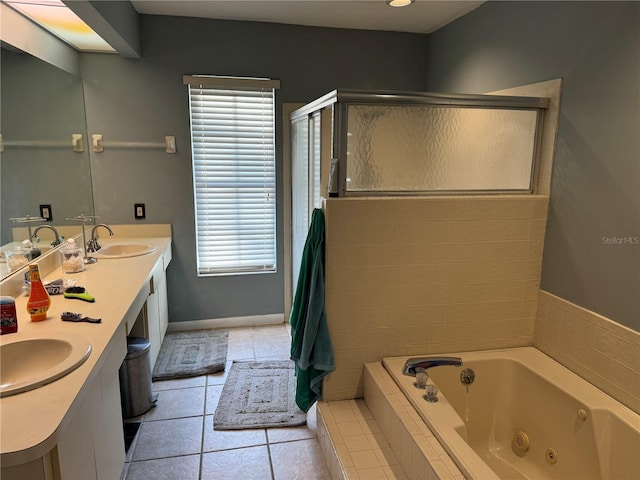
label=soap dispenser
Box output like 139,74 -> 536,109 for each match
60,238 -> 85,273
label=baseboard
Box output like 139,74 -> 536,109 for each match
167,313 -> 285,332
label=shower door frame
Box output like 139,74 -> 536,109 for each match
291,88 -> 549,198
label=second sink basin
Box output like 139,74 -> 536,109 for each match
1,333 -> 92,397
94,242 -> 156,259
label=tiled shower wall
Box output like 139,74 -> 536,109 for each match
322,195 -> 548,401
536,291 -> 640,413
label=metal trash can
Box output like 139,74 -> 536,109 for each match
119,337 -> 157,418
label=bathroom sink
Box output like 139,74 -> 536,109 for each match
0,333 -> 92,397
94,242 -> 156,259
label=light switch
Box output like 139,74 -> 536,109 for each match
135,203 -> 146,220
40,204 -> 53,221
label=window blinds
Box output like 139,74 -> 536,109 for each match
186,77 -> 278,275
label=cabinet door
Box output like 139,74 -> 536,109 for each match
156,266 -> 169,345
147,261 -> 169,369
94,333 -> 126,480
55,332 -> 126,480
147,282 -> 161,369
55,380 -> 100,480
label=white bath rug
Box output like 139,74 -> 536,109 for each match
213,360 -> 306,430
152,330 -> 228,381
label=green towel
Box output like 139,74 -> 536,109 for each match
290,208 -> 335,412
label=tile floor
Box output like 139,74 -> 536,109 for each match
121,323 -> 331,480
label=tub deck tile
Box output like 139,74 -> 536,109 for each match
383,464 -> 409,480
415,434 -> 439,462
318,362 -> 466,480
373,447 -> 398,466
430,460 -> 455,480
439,454 -> 462,478
363,362 -> 465,480
344,434 -> 373,453
317,399 -> 410,480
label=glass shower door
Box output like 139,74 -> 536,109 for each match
290,112 -> 322,295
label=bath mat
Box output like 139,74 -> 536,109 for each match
152,330 -> 228,381
213,360 -> 306,430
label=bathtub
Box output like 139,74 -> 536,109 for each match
383,347 -> 640,480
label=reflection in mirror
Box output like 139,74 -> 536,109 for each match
0,46 -> 94,280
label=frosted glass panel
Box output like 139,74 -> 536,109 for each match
346,105 -> 538,192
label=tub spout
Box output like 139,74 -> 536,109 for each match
402,356 -> 462,376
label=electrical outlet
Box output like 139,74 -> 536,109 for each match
39,204 -> 53,221
134,203 -> 146,220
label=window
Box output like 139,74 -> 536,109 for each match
184,75 -> 280,276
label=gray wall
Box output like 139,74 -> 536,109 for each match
80,15 -> 428,322
426,1 -> 640,331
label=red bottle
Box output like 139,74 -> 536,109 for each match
0,296 -> 18,334
26,264 -> 51,322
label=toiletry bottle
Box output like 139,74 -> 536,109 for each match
0,296 -> 18,334
26,264 -> 51,322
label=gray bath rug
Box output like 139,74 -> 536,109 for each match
213,360 -> 306,430
152,330 -> 228,381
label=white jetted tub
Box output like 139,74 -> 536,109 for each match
383,347 -> 639,480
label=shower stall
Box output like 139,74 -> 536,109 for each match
289,88 -> 550,290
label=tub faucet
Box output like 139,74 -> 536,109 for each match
87,224 -> 114,252
402,356 -> 463,376
32,225 -> 62,247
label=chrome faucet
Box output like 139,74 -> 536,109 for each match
402,356 -> 463,376
87,224 -> 114,252
32,225 -> 62,247
403,357 -> 462,403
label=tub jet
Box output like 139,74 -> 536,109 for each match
512,430 -> 530,456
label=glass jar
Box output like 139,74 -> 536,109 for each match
60,238 -> 85,273
5,249 -> 29,272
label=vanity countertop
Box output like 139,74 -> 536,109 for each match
0,236 -> 171,466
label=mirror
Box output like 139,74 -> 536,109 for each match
0,46 -> 94,280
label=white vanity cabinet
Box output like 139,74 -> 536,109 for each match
128,244 -> 170,369
1,330 -> 127,480
55,329 -> 127,480
0,234 -> 172,480
147,248 -> 170,368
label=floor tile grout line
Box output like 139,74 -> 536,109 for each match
128,451 -> 204,463
198,416 -> 206,480
198,372 -> 210,480
265,439 -> 277,480
152,383 -> 206,392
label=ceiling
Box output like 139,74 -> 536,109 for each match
130,0 -> 485,34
